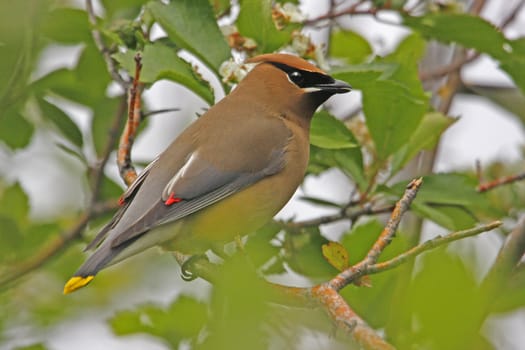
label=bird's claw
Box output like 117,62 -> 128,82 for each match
180,254 -> 207,281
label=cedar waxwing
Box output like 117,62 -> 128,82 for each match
64,53 -> 351,294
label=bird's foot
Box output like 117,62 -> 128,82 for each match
179,254 -> 208,281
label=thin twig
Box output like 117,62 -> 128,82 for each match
142,108 -> 180,119
85,0 -> 129,89
329,178 -> 423,291
367,179 -> 422,263
477,172 -> 525,192
475,159 -> 483,184
367,221 -> 502,275
117,53 -> 143,186
500,0 -> 525,29
283,204 -> 394,230
420,52 -> 480,81
470,0 -> 486,15
304,1 -> 380,26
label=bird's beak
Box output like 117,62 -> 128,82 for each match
303,79 -> 352,94
316,79 -> 352,93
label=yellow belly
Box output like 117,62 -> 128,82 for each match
167,171 -> 298,253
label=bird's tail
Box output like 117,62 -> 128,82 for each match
63,275 -> 95,294
63,240 -> 128,294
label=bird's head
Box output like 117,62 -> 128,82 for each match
238,53 -> 351,119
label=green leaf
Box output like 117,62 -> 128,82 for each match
39,98 -> 83,147
403,249 -> 483,349
147,0 -> 231,73
0,215 -> 23,262
383,33 -> 426,92
362,80 -> 427,159
500,38 -> 525,94
113,42 -> 214,104
386,173 -> 492,230
308,145 -> 367,191
17,223 -> 60,261
41,8 -> 91,44
0,108 -> 33,149
203,255 -> 271,350
111,309 -> 144,336
32,45 -> 110,106
111,295 -> 207,348
412,202 -> 477,231
310,111 -> 357,149
493,268 -> 525,312
91,97 -> 122,156
340,219 -> 411,327
99,175 -> 124,202
76,44 -> 111,99
395,174 -> 487,208
333,60 -> 428,160
322,241 -> 349,271
391,112 -> 455,174
341,219 -> 383,265
332,64 -> 390,85
209,0 -> 231,17
335,148 -> 367,190
330,29 -> 372,64
101,0 -> 146,20
244,221 -> 282,272
168,295 -> 208,339
14,344 -> 47,350
404,14 -> 525,94
404,14 -> 506,60
284,226 -> 338,278
0,183 -> 29,225
0,0 -> 43,111
237,0 -> 295,52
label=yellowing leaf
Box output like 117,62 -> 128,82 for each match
322,241 -> 350,271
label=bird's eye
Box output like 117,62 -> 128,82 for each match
289,71 -> 304,85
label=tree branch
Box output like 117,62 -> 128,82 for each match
85,0 -> 129,89
0,200 -> 118,289
311,284 -> 395,350
117,53 -> 143,186
175,177 -> 501,350
329,178 -> 423,291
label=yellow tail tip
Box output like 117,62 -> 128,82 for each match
63,275 -> 94,294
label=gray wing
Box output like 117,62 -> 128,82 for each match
109,147 -> 286,248
84,158 -> 158,251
